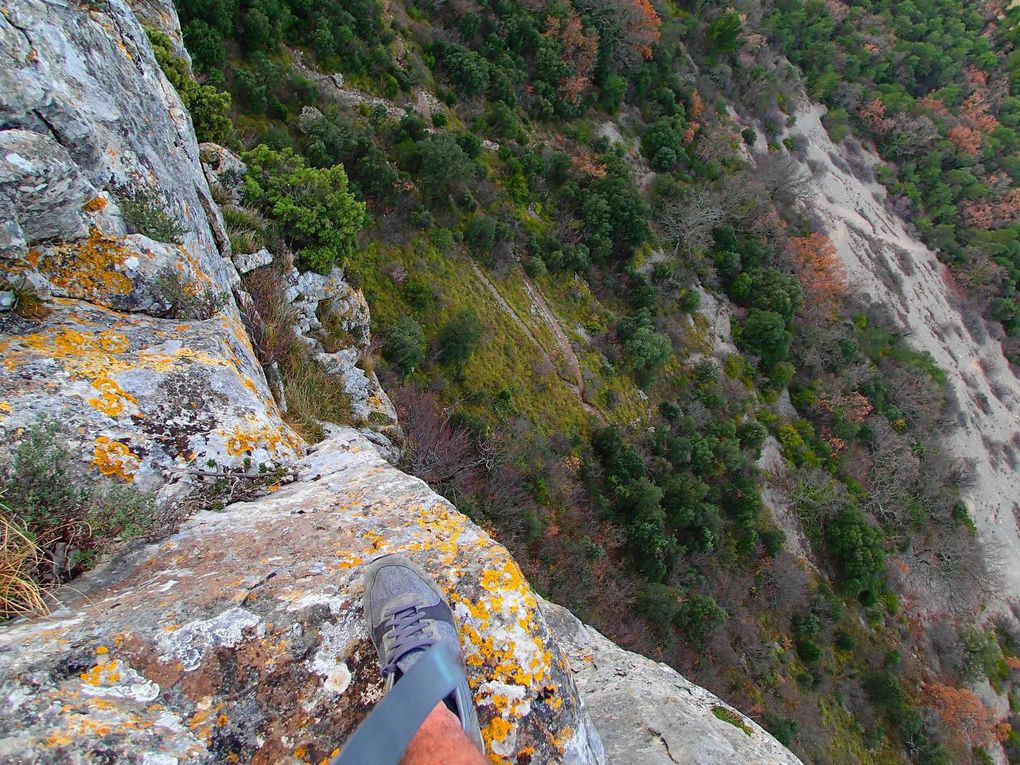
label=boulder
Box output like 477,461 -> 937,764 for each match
286,267 -> 399,433
199,143 -> 248,207
0,428 -> 604,765
0,299 -> 301,495
543,601 -> 804,765
232,248 -> 274,275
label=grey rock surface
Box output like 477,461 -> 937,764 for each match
199,142 -> 248,207
0,0 -> 234,286
0,299 -> 302,495
0,428 -> 604,765
232,247 -> 273,274
285,267 -> 399,433
0,0 -> 297,498
543,600 -> 804,765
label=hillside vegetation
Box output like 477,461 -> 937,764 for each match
155,0 -> 1020,761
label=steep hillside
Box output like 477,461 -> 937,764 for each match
3,0 -> 1020,762
776,102 -> 1020,611
0,0 -> 801,763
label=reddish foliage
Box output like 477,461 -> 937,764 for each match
961,189 -> 1020,229
948,124 -> 982,156
918,93 -> 949,117
545,10 -> 599,105
620,0 -> 661,60
392,386 -> 483,486
922,683 -> 999,748
859,99 -> 893,134
787,232 -> 847,321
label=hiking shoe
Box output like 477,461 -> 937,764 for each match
363,554 -> 483,750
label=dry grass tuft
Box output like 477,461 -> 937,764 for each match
0,508 -> 49,620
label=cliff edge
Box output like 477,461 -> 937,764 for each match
0,0 -> 802,762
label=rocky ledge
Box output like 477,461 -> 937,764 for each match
0,428 -> 802,765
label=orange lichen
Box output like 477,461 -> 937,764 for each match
221,415 -> 301,457
40,228 -> 135,303
87,375 -> 139,418
80,658 -> 122,686
82,196 -> 108,213
92,436 -> 140,481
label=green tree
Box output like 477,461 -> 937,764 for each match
735,309 -> 792,368
706,12 -> 743,58
242,145 -> 365,273
439,44 -> 490,96
438,309 -> 483,370
677,594 -> 728,647
826,506 -> 885,603
413,133 -> 477,204
384,317 -> 426,377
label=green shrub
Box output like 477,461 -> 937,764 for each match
242,145 -> 365,273
147,28 -> 232,144
118,187 -> 186,243
735,309 -> 792,368
438,309 -> 483,371
826,506 -> 885,602
676,593 -> 728,647
413,133 -> 477,204
153,265 -> 228,320
384,316 -> 427,377
0,419 -> 155,578
438,44 -> 490,96
617,314 -> 673,386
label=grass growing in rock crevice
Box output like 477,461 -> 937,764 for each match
0,418 -> 156,618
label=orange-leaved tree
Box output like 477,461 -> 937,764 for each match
787,232 -> 847,323
923,682 -> 999,749
545,9 -> 599,105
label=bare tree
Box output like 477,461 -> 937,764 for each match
392,386 -> 487,486
659,188 -> 726,255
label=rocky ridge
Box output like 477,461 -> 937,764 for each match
0,0 -> 802,762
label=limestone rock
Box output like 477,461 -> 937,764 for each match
199,142 -> 247,207
126,0 -> 192,65
0,129 -> 98,246
23,230 -> 226,316
0,428 -> 604,765
232,248 -> 273,275
0,299 -> 301,495
0,0 -> 234,284
543,601 -> 803,765
286,267 -> 399,433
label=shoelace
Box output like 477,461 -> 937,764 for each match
380,604 -> 436,675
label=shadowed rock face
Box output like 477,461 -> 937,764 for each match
0,428 -> 603,765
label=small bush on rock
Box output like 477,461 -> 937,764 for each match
242,145 -> 366,273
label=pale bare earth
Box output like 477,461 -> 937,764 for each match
771,102 -> 1020,615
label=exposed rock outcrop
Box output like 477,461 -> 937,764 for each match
0,428 -> 602,765
0,0 -> 300,499
774,103 -> 1020,614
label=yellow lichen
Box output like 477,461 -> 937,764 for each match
87,375 -> 139,418
82,196 -> 108,213
92,436 -> 140,481
40,228 -> 135,303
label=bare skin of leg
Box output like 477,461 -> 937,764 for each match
400,703 -> 487,765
